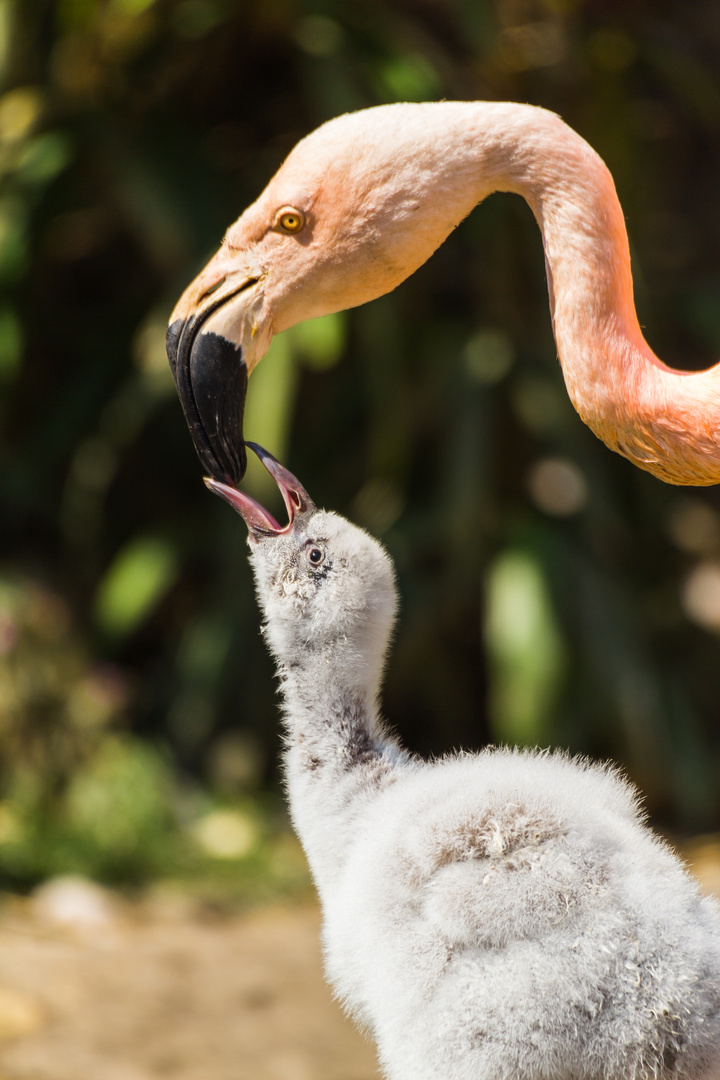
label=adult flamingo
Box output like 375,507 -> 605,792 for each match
166,101 -> 720,487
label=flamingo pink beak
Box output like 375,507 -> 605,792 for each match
203,442 -> 315,537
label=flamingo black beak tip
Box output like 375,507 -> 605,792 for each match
166,319 -> 248,484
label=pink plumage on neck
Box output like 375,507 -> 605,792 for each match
169,101 -> 720,486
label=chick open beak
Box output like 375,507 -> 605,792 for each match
203,442 -> 315,536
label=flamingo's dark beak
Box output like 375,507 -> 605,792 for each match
166,256 -> 266,485
166,316 -> 248,485
203,442 -> 315,537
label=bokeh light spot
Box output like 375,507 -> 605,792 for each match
464,328 -> 514,384
681,562 -> 720,633
527,457 -> 587,516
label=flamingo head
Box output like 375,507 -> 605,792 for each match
166,103 -> 490,482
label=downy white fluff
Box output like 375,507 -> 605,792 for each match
246,503 -> 720,1080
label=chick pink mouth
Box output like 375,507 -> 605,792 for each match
204,442 -> 315,535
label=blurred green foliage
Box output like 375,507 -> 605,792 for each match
1,0 -> 720,886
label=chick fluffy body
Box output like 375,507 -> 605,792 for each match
248,507 -> 720,1080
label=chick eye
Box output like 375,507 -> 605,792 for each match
276,207 -> 305,234
305,545 -> 325,567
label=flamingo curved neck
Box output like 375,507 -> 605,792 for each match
172,100 -> 720,486
451,102 -> 720,485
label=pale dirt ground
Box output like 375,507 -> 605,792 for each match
0,837 -> 717,1080
0,893 -> 381,1080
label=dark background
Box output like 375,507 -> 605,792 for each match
1,0 -> 720,887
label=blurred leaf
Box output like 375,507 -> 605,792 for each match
94,537 -> 179,637
132,311 -> 177,392
15,132 -> 72,185
56,0 -> 102,32
64,735 -> 172,858
0,0 -> 10,82
485,548 -> 566,747
293,15 -> 344,58
0,305 -> 21,380
170,0 -> 225,39
0,87 -> 43,144
291,311 -> 346,371
191,806 -> 258,860
375,53 -> 441,102
111,0 -> 156,15
243,331 -> 299,499
0,196 -> 27,280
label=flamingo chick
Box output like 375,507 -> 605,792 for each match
169,101 -> 720,487
206,445 -> 720,1080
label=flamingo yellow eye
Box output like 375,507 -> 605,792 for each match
276,207 -> 305,234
